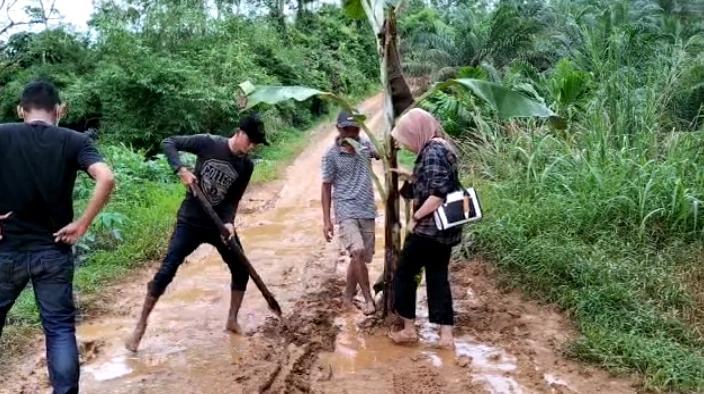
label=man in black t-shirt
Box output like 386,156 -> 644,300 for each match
0,81 -> 115,394
125,114 -> 269,353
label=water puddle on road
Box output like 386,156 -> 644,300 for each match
319,312 -> 527,393
83,357 -> 133,381
82,347 -> 184,383
81,333 -> 249,386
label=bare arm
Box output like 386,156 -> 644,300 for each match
322,183 -> 334,242
408,196 -> 443,231
54,163 -> 115,244
413,196 -> 444,221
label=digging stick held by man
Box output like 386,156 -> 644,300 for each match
0,81 -> 115,394
189,183 -> 282,317
125,114 -> 269,353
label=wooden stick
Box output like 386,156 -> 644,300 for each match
190,184 -> 283,318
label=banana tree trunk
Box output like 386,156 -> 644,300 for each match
380,8 -> 413,318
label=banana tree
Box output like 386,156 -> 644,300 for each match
238,77 -> 556,318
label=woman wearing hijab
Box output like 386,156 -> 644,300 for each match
389,108 -> 461,349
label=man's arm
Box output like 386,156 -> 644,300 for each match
322,182 -> 333,242
162,135 -> 208,171
321,150 -> 335,242
361,139 -> 381,160
162,135 -> 209,187
54,162 -> 115,244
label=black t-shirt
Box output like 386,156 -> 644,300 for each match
162,134 -> 253,228
0,122 -> 104,252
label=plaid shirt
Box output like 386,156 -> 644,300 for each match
411,139 -> 462,245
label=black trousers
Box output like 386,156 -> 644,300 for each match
394,233 -> 454,325
148,222 -> 249,297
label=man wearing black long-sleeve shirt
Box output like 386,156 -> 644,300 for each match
125,114 -> 269,352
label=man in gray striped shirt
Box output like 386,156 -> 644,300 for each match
321,111 -> 379,315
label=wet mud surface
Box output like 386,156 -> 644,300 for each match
0,95 -> 638,393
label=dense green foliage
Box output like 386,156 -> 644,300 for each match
0,1 -> 377,152
398,0 -> 704,390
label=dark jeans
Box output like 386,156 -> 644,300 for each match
394,233 -> 454,325
0,248 -> 79,394
148,222 -> 249,297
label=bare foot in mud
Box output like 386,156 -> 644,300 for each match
436,337 -> 455,350
388,329 -> 419,345
362,301 -> 376,316
225,320 -> 243,335
437,325 -> 455,350
125,325 -> 146,353
342,297 -> 356,312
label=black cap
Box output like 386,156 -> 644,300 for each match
337,111 -> 360,128
239,113 -> 269,146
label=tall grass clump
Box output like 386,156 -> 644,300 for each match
456,35 -> 704,394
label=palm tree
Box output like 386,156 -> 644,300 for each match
403,2 -> 546,81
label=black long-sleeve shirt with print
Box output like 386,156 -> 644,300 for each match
162,134 -> 253,228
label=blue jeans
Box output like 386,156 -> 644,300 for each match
0,249 -> 79,394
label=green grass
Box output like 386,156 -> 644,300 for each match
463,125 -> 704,391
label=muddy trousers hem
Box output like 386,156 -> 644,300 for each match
148,222 -> 249,297
0,249 -> 79,394
393,233 -> 454,326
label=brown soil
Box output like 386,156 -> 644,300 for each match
0,95 -> 640,393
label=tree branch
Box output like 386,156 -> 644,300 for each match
1,0 -> 60,37
0,20 -> 34,36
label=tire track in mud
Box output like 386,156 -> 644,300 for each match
232,277 -> 345,393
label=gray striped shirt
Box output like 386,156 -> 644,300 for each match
321,138 -> 377,222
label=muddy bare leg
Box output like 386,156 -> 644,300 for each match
344,259 -> 358,309
125,293 -> 159,352
352,251 -> 375,315
225,290 -> 245,334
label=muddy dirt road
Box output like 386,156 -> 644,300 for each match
1,95 -> 639,393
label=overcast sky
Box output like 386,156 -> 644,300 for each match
1,0 -> 353,39
53,0 -> 94,30
2,0 -> 94,38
